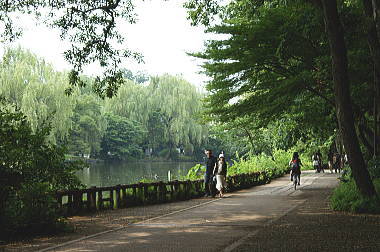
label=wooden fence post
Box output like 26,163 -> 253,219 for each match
153,184 -> 158,203
115,185 -> 121,209
143,184 -> 148,204
67,193 -> 73,215
57,193 -> 63,209
73,192 -> 82,213
109,190 -> 114,209
132,186 -> 137,205
87,187 -> 96,211
121,187 -> 127,208
159,182 -> 167,203
97,190 -> 103,210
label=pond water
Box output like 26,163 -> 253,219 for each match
76,161 -> 200,187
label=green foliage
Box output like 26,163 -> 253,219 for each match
330,179 -> 380,214
186,164 -> 206,180
0,48 -> 209,161
0,1 -> 142,97
121,68 -> 149,84
100,113 -> 146,160
368,158 -> 380,179
105,75 -> 208,159
1,183 -> 67,240
0,48 -> 76,143
228,149 -> 291,176
0,104 -> 84,240
67,94 -> 106,156
186,0 -> 376,160
186,149 -> 292,181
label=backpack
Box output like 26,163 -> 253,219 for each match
291,159 -> 300,173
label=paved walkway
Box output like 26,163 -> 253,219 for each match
39,171 -> 339,252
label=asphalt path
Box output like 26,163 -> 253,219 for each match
40,171 -> 339,252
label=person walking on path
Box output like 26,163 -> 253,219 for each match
289,152 -> 302,185
204,149 -> 217,197
312,152 -> 320,173
214,153 -> 227,198
312,150 -> 323,173
333,153 -> 341,173
328,151 -> 334,173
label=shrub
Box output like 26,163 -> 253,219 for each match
186,164 -> 205,180
330,179 -> 380,214
227,149 -> 292,176
368,158 -> 380,179
158,148 -> 170,158
0,105 -> 84,241
1,183 -> 68,240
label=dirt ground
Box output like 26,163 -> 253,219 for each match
2,172 -> 380,252
232,178 -> 380,252
1,197 -> 215,252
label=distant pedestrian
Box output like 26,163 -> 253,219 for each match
214,153 -> 227,198
204,149 -> 217,197
312,152 -> 320,172
328,151 -> 334,173
333,153 -> 341,173
312,150 -> 323,173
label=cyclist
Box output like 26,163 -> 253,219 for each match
289,152 -> 302,185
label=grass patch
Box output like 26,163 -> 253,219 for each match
330,179 -> 380,214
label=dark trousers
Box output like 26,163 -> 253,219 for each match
204,173 -> 216,196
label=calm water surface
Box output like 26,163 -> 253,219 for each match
76,161 -> 199,187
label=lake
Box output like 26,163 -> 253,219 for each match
76,161 -> 200,187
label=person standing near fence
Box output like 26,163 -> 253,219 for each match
204,149 -> 217,197
214,153 -> 227,198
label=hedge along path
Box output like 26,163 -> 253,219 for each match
57,169 -> 288,216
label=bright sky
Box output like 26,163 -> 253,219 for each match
0,0 -> 213,88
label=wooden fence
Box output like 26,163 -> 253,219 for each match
56,170 -> 286,216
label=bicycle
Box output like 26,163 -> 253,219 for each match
292,173 -> 299,190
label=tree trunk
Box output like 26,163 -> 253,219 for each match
242,127 -> 255,151
362,0 -> 380,157
358,122 -> 374,157
373,0 -> 380,157
321,0 -> 377,197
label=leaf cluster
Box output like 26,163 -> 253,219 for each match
0,0 -> 142,97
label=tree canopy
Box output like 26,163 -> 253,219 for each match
0,0 -> 143,97
184,0 -> 380,198
0,48 -> 209,160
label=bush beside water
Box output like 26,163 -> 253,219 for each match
0,106 -> 84,241
185,149 -> 301,181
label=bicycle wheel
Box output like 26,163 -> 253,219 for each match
293,175 -> 297,190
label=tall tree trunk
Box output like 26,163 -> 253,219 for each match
321,0 -> 377,197
358,122 -> 374,157
373,0 -> 380,157
242,127 -> 255,151
362,0 -> 380,157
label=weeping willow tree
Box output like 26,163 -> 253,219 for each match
104,80 -> 150,124
104,74 -> 207,157
1,48 -> 208,159
147,75 -> 207,156
67,94 -> 107,156
0,48 -> 76,143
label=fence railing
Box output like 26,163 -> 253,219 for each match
56,169 -> 286,216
